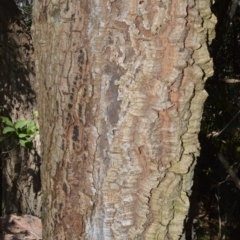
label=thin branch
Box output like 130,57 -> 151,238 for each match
0,145 -> 18,154
217,153 -> 240,190
215,191 -> 222,239
207,110 -> 240,138
220,78 -> 240,83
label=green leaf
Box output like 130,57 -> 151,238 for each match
18,133 -> 29,138
27,120 -> 35,132
34,111 -> 38,117
15,120 -> 28,129
0,116 -> 13,126
19,139 -> 33,148
33,131 -> 39,136
19,139 -> 27,147
3,126 -> 15,134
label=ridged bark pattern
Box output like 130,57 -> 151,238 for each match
32,0 -> 216,239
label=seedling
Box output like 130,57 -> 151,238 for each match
0,116 -> 39,148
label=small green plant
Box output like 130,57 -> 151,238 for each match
0,115 -> 39,148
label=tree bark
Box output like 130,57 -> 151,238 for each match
32,0 -> 216,239
0,0 -> 41,217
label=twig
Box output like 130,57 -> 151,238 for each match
221,78 -> 240,83
217,153 -> 240,190
215,190 -> 222,239
207,110 -> 240,138
1,145 -> 18,154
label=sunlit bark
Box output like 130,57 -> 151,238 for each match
32,0 -> 216,238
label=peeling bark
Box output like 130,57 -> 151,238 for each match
32,0 -> 216,239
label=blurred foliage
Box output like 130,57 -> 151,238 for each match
196,0 -> 240,239
14,0 -> 32,31
19,4 -> 32,31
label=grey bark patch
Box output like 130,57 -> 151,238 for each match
105,62 -> 126,126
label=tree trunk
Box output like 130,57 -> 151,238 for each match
32,0 -> 216,239
0,0 -> 41,217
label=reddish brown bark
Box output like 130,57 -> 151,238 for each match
32,0 -> 216,238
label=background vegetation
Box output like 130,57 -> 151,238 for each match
192,0 -> 240,239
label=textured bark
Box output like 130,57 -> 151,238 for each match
1,214 -> 42,240
0,0 -> 41,216
32,0 -> 216,239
